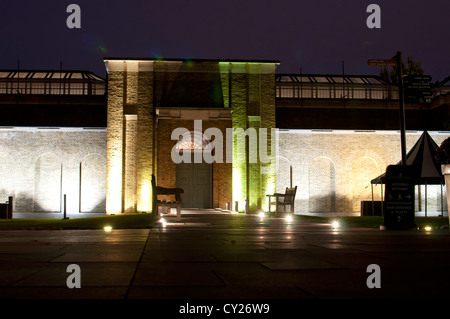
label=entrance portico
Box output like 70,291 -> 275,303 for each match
103,58 -> 279,215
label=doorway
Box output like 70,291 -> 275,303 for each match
176,160 -> 212,208
174,130 -> 213,209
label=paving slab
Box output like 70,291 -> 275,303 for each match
133,262 -> 225,287
127,286 -> 309,299
0,211 -> 450,303
11,263 -> 136,287
0,286 -> 128,299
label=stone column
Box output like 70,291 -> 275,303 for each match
136,63 -> 154,213
124,114 -> 137,213
105,62 -> 125,214
230,63 -> 248,212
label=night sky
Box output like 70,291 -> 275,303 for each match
1,0 -> 449,82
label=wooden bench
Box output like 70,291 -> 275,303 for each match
151,174 -> 184,221
266,186 -> 297,215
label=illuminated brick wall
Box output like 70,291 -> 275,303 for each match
105,60 -> 155,214
104,59 -> 278,214
0,127 -> 106,213
105,68 -> 125,214
276,130 -> 450,215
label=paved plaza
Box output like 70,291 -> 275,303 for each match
0,210 -> 450,301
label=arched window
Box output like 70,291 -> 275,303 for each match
175,131 -> 211,151
0,152 -> 15,202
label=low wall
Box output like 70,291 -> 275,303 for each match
0,127 -> 107,214
276,129 -> 450,214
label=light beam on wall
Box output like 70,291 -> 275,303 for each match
139,179 -> 152,212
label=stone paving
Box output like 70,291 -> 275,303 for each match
0,211 -> 450,301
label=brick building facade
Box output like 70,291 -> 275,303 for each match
1,62 -> 450,216
103,58 -> 278,214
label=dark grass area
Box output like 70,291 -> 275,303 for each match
0,213 -> 153,230
298,215 -> 450,230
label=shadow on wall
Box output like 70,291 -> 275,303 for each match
5,191 -> 44,212
82,198 -> 106,213
0,190 -> 106,213
308,194 -> 355,214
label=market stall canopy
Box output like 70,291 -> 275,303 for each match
371,131 -> 444,185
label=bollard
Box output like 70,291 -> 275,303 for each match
63,194 -> 69,219
7,196 -> 13,219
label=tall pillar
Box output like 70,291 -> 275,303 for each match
221,61 -> 278,213
124,114 -> 137,213
136,64 -> 154,212
229,63 -> 248,212
105,63 -> 125,214
248,115 -> 261,211
260,64 -> 277,210
104,59 -> 155,214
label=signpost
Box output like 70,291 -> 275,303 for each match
404,75 -> 432,104
368,52 -> 406,165
369,52 -> 416,230
367,59 -> 397,67
383,165 -> 416,230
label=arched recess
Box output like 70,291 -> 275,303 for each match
308,156 -> 336,213
0,152 -> 16,202
80,153 -> 107,213
34,152 -> 61,212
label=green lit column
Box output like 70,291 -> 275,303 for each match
248,116 -> 261,212
221,61 -> 278,213
227,62 -> 248,212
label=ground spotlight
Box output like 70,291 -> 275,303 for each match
103,226 -> 113,232
331,220 -> 340,229
259,211 -> 265,219
424,226 -> 432,231
285,214 -> 293,223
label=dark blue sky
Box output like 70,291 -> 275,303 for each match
1,0 -> 449,81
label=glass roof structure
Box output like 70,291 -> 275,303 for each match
433,76 -> 450,98
276,74 -> 388,84
276,74 -> 399,100
0,70 -> 105,96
